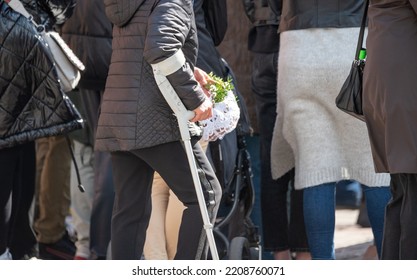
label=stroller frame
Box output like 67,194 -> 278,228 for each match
209,125 -> 261,260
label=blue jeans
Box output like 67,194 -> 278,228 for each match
303,182 -> 390,259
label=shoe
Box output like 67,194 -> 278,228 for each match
20,247 -> 39,260
74,255 -> 87,260
89,252 -> 106,260
356,199 -> 371,228
38,232 -> 76,260
362,244 -> 378,260
0,248 -> 12,260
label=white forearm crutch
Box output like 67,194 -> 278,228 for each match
151,50 -> 219,260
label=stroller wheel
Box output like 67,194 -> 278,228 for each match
249,246 -> 261,260
228,237 -> 251,260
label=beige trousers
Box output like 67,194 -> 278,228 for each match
143,175 -> 184,260
34,135 -> 71,243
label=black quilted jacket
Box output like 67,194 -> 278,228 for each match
0,0 -> 83,149
96,0 -> 205,151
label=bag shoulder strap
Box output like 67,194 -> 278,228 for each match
355,0 -> 369,60
4,0 -> 45,32
4,0 -> 31,18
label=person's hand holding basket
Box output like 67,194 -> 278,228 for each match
194,68 -> 240,142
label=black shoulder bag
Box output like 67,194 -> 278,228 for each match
335,0 -> 369,122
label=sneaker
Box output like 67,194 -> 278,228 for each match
20,246 -> 39,260
0,249 -> 12,260
38,232 -> 76,260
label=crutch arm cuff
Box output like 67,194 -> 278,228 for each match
151,49 -> 186,76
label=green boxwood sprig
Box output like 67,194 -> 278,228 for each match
204,72 -> 235,103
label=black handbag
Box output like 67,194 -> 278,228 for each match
335,0 -> 368,122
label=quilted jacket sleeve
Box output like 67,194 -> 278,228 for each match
143,0 -> 206,111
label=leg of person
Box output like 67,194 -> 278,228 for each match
33,138 -> 49,222
165,189 -> 185,260
70,141 -> 95,259
137,139 -> 221,260
90,151 -> 114,259
361,185 -> 391,259
78,90 -> 115,260
34,135 -> 75,260
261,169 -> 292,259
0,145 -> 22,260
303,183 -> 336,260
110,151 -> 154,260
356,195 -> 371,227
179,139 -> 221,259
380,175 -> 401,259
145,139 -> 208,260
252,51 -> 292,260
143,175 -> 170,260
381,174 -> 417,259
397,173 -> 417,259
288,186 -> 311,260
8,142 -> 37,259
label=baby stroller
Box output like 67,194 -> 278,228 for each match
206,66 -> 261,260
207,127 -> 261,260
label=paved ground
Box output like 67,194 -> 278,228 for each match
44,209 -> 375,260
334,209 -> 376,260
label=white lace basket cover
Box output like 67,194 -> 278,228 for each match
200,90 -> 240,141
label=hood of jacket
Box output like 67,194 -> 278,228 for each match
104,0 -> 145,27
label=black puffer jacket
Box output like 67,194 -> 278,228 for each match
96,0 -> 205,151
0,0 -> 83,149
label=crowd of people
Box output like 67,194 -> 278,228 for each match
1,0 -> 416,261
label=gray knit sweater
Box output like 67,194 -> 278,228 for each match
270,28 -> 390,190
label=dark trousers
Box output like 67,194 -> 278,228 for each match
89,151 -> 114,258
74,89 -> 115,258
0,142 -> 36,259
252,52 -> 308,252
381,173 -> 417,259
110,139 -> 222,260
